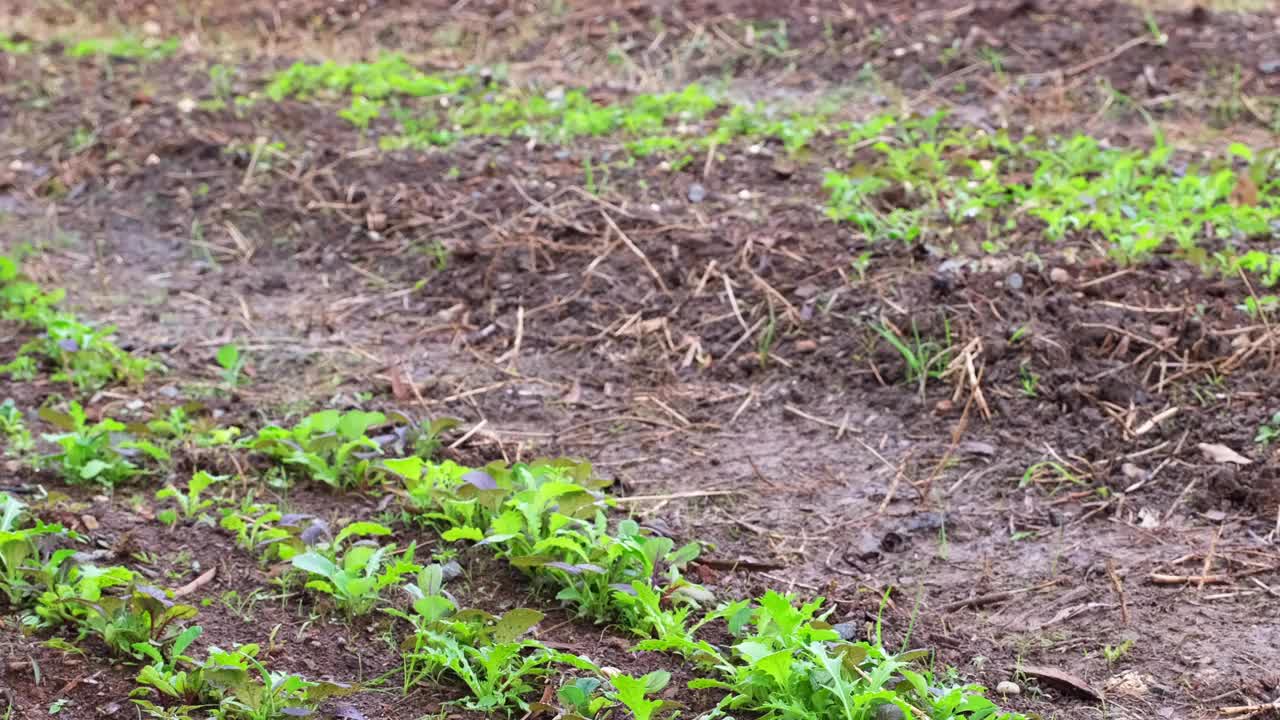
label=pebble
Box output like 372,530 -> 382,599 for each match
440,560 -> 464,583
794,339 -> 818,353
737,189 -> 752,200
687,183 -> 706,203
831,621 -> 858,641
874,703 -> 906,720
997,680 -> 1021,696
1006,272 -> 1024,291
1259,59 -> 1280,75
1049,267 -> 1072,285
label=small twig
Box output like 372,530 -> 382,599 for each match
613,490 -> 739,504
1105,560 -> 1130,625
939,579 -> 1063,613
601,210 -> 668,293
448,419 -> 488,449
173,567 -> 217,598
1198,525 -> 1224,595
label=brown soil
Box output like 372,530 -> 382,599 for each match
3,2 -> 1280,719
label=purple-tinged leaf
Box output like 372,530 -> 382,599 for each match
461,470 -> 497,490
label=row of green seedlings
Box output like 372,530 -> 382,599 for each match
205,478 -> 674,717
373,456 -> 1025,720
823,114 -> 1280,296
7,395 -> 1025,718
262,55 -> 828,160
0,492 -> 352,720
0,255 -> 155,392
0,33 -> 179,60
261,58 -> 1280,293
131,407 -> 1028,719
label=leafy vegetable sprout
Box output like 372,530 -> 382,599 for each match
216,343 -> 247,387
243,409 -> 386,489
289,520 -> 420,616
41,402 -> 169,487
0,399 -> 34,455
1255,411 -> 1280,446
156,471 -> 224,527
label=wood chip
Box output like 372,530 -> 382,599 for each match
1015,665 -> 1100,700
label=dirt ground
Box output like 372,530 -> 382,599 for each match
2,1 -> 1280,719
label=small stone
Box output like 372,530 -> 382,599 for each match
440,560 -> 464,583
934,399 -> 954,415
177,97 -> 196,113
794,339 -> 818,353
832,621 -> 858,641
1049,267 -> 1071,285
737,189 -> 752,200
687,183 -> 706,203
997,680 -> 1021,696
80,515 -> 99,531
1258,58 -> 1280,75
1006,272 -> 1024,291
874,703 -> 906,720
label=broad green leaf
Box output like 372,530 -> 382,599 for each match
441,526 -> 484,542
291,552 -> 338,579
490,608 -> 544,643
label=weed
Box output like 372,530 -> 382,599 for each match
1019,461 -> 1085,490
1255,411 -> 1280,446
1102,639 -> 1135,665
872,317 -> 953,397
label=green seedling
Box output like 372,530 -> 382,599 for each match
1019,461 -> 1085,490
0,399 -> 33,455
216,344 -> 247,387
138,642 -> 354,720
691,590 -> 1020,720
156,471 -> 224,526
66,36 -> 179,61
607,671 -> 673,720
131,625 -> 208,706
289,521 -> 420,616
1018,362 -> 1039,398
244,409 -> 385,488
557,677 -> 609,719
872,318 -> 953,398
40,402 -> 167,487
217,499 -> 299,564
33,565 -> 196,660
1102,639 -> 1135,666
0,493 -> 80,605
1255,411 -> 1280,446
383,411 -> 461,459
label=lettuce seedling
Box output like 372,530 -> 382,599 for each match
40,401 -> 170,486
607,671 -> 673,720
156,471 -> 224,526
0,493 -> 81,605
0,399 -> 34,455
202,643 -> 357,720
289,520 -> 419,616
244,409 -> 385,488
132,625 -> 209,706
